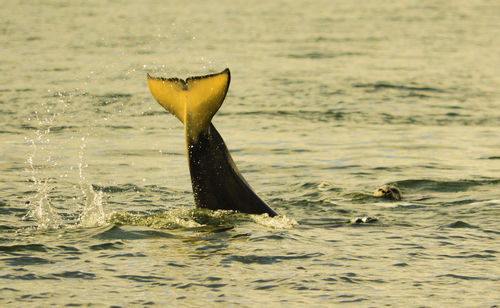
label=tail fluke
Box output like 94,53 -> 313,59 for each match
147,68 -> 278,217
147,68 -> 231,139
147,74 -> 187,123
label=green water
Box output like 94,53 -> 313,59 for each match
1,0 -> 499,306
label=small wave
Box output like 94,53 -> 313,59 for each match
222,108 -> 497,126
287,51 -> 364,59
297,218 -> 348,227
436,274 -> 492,281
89,241 -> 124,251
56,245 -> 81,254
0,273 -> 58,280
93,93 -> 132,99
91,224 -> 175,240
438,253 -> 496,259
342,192 -> 374,201
484,156 -> 500,160
221,252 -> 323,265
116,274 -> 172,283
51,271 -> 96,279
92,183 -> 144,193
444,221 -> 478,229
393,262 -> 409,267
353,82 -> 445,93
2,256 -> 54,266
15,88 -> 36,92
103,125 -> 134,130
0,243 -> 48,253
44,125 -> 79,133
338,297 -> 368,303
92,184 -> 179,196
136,110 -> 167,117
394,178 -> 500,193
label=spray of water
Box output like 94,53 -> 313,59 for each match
24,93 -> 108,229
25,103 -> 63,229
77,138 -> 106,227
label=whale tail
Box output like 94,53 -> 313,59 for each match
147,68 -> 230,139
147,68 -> 278,217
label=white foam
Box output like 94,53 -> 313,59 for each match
251,214 -> 298,229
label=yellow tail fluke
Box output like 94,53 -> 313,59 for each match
147,68 -> 231,138
147,74 -> 187,123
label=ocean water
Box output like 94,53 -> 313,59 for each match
1,0 -> 499,306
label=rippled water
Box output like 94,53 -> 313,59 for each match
1,0 -> 499,306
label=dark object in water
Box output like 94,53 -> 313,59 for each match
350,216 -> 378,224
374,185 -> 402,201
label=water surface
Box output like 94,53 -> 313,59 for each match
1,0 -> 499,306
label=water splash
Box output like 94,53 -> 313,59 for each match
107,209 -> 299,230
108,210 -> 203,229
77,138 -> 106,227
24,94 -> 107,229
251,214 -> 298,229
24,102 -> 63,229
